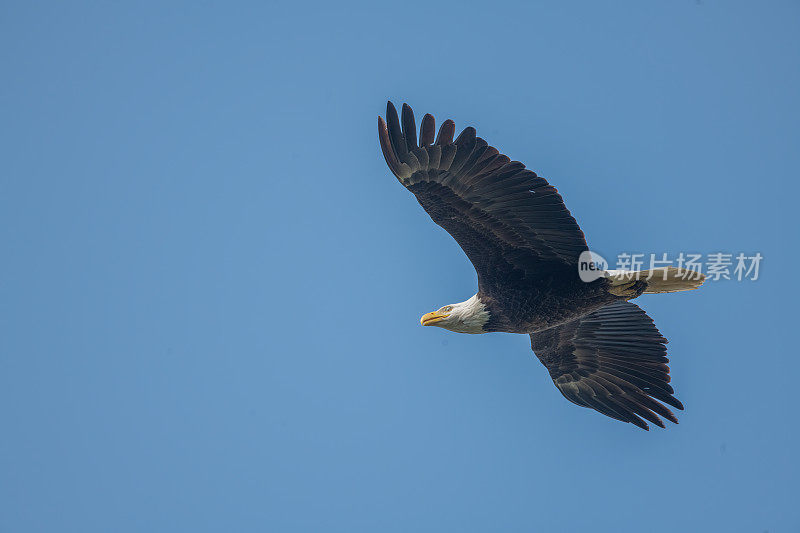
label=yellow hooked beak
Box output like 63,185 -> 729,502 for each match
420,311 -> 449,326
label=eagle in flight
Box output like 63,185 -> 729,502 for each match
378,102 -> 704,430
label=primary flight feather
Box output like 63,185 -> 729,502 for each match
378,101 -> 704,430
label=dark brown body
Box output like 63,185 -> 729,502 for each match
479,275 -> 646,334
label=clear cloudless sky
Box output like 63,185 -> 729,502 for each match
2,1 -> 799,532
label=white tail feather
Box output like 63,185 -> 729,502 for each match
604,267 -> 705,294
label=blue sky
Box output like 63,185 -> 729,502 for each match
2,1 -> 799,531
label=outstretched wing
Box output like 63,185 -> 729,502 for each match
531,301 -> 684,430
378,102 -> 588,288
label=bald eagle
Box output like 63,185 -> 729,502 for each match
378,102 -> 705,430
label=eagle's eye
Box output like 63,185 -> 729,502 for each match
440,305 -> 454,313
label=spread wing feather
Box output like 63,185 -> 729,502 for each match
531,301 -> 684,430
379,102 -> 589,289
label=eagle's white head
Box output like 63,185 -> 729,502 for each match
420,294 -> 489,334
